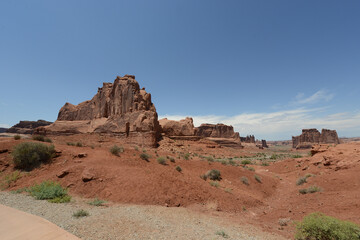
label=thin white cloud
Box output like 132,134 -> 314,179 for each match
0,123 -> 10,128
159,108 -> 360,140
293,90 -> 334,105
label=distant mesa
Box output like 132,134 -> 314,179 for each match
6,120 -> 52,134
0,127 -> 8,133
159,117 -> 195,137
39,75 -> 161,147
240,135 -> 255,143
292,128 -> 340,149
194,123 -> 240,139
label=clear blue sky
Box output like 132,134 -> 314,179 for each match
1,0 -> 359,140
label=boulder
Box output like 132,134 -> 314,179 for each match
159,117 -> 195,136
41,75 -> 161,147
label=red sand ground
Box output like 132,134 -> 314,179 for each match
1,135 -> 359,239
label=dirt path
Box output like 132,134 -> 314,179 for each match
0,192 -> 286,240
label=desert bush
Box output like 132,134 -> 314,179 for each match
175,166 -> 182,172
184,153 -> 190,160
209,181 -> 219,188
140,153 -> 150,161
14,135 -> 21,140
76,142 -> 83,147
1,171 -> 22,190
241,176 -> 249,185
299,185 -> 322,194
28,181 -> 71,203
73,209 -> 89,218
295,212 -> 360,240
169,156 -> 175,163
270,154 -> 279,160
292,154 -> 303,158
205,156 -> 214,162
12,142 -> 55,170
205,169 -> 221,181
110,145 -> 124,156
67,142 -> 75,146
246,166 -> 255,171
32,135 -> 45,141
157,157 -> 167,165
261,161 -> 269,166
254,175 -> 262,183
241,159 -> 251,165
44,137 -> 52,143
88,198 -> 106,206
200,174 -> 207,180
296,176 -> 308,186
215,230 -> 229,238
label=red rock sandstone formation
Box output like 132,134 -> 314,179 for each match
7,120 -> 53,134
159,117 -> 195,136
292,128 -> 340,149
43,75 -> 161,147
240,135 -> 255,143
194,123 -> 240,139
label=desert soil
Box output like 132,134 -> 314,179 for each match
0,191 -> 284,240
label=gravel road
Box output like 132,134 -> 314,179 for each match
0,191 -> 286,240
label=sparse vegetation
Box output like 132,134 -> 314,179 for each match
245,166 -> 255,171
14,135 -> 21,140
241,159 -> 251,165
76,142 -> 83,147
12,142 -> 55,170
205,169 -> 221,181
28,180 -> 71,203
140,153 -> 150,161
110,145 -> 124,156
209,181 -> 220,188
184,153 -> 190,160
88,198 -> 106,206
175,166 -> 182,172
67,142 -> 75,146
296,174 -> 314,186
261,161 -> 269,166
292,154 -> 303,158
254,175 -> 262,183
73,209 -> 89,218
169,156 -> 175,163
1,171 -> 22,190
299,185 -> 322,194
295,212 -> 360,240
241,176 -> 249,185
157,157 -> 167,165
32,135 -> 45,141
215,230 -> 229,238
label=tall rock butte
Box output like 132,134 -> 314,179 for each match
292,128 -> 340,149
42,75 -> 161,147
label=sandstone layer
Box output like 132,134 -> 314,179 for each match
42,75 -> 160,147
292,128 -> 340,149
7,120 -> 52,134
194,123 -> 240,139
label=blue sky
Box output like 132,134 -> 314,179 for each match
1,0 -> 359,140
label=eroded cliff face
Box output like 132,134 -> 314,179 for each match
194,123 -> 240,139
159,117 -> 195,136
43,75 -> 161,147
292,128 -> 340,149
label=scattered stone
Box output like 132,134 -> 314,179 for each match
82,168 -> 95,182
77,153 -> 87,158
57,169 -> 69,178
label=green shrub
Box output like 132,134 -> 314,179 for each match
246,166 -> 255,171
241,176 -> 249,185
261,161 -> 269,166
175,166 -> 182,172
110,145 -> 124,156
205,169 -> 221,181
200,174 -> 207,180
12,142 -> 55,170
32,135 -> 45,142
140,153 -> 150,161
14,135 -> 21,140
205,156 -> 214,162
67,142 -> 75,146
73,209 -> 89,218
184,153 -> 190,160
215,230 -> 229,238
28,181 -> 71,203
241,159 -> 251,165
44,137 -> 52,143
295,212 -> 360,240
1,171 -> 22,190
88,198 -> 106,206
299,185 -> 322,194
254,175 -> 262,183
270,154 -> 279,160
157,157 -> 167,165
209,181 -> 219,188
296,176 -> 308,186
292,154 -> 303,158
76,142 -> 83,147
169,157 -> 175,163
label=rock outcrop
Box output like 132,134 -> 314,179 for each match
194,123 -> 240,139
159,117 -> 195,136
240,135 -> 255,143
0,128 -> 8,133
42,75 -> 161,147
292,128 -> 340,149
261,139 -> 268,148
6,120 -> 52,134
